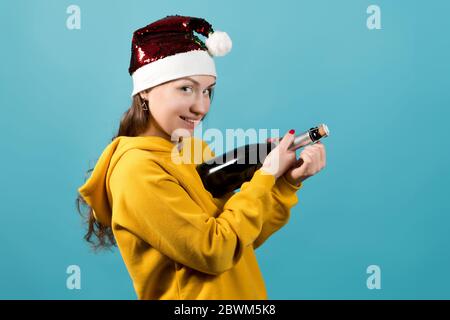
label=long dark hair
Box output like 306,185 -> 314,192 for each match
76,87 -> 212,251
75,93 -> 150,251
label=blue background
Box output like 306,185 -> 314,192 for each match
1,0 -> 449,299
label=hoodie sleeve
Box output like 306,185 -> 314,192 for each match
252,175 -> 302,250
199,139 -> 302,251
109,151 -> 277,276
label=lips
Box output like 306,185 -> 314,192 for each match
180,116 -> 201,126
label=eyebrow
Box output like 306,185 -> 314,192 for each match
180,77 -> 216,88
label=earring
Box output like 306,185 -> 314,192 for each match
141,100 -> 149,111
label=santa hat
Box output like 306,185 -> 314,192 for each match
129,15 -> 232,97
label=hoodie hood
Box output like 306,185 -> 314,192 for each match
78,135 -> 209,227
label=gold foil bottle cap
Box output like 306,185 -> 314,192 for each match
318,123 -> 330,137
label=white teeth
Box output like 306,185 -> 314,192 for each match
181,116 -> 199,124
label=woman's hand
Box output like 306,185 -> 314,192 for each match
260,130 -> 298,179
266,138 -> 327,186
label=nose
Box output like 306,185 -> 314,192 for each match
190,94 -> 210,118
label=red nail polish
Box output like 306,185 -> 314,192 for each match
289,129 -> 295,135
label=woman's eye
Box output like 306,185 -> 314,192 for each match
181,86 -> 193,93
204,88 -> 214,97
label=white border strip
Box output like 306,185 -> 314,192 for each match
131,50 -> 217,96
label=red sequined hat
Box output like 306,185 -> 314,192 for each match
129,15 -> 232,96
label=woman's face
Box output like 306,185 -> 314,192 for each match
139,75 -> 216,141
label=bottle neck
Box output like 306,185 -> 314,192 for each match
271,131 -> 313,152
272,125 -> 328,151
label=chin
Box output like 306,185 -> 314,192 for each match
171,127 -> 194,140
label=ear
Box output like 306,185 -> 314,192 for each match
139,89 -> 151,101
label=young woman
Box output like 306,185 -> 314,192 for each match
77,15 -> 326,300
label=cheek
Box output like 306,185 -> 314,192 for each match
152,101 -> 188,130
168,99 -> 194,118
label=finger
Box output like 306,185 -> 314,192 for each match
299,152 -> 312,166
308,153 -> 319,172
313,145 -> 322,166
267,137 -> 281,143
279,129 -> 296,150
313,143 -> 325,168
320,147 -> 327,168
290,159 -> 312,178
313,148 -> 322,172
300,148 -> 314,159
301,150 -> 318,172
310,144 -> 324,168
321,143 -> 326,168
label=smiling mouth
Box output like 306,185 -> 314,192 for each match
180,116 -> 201,125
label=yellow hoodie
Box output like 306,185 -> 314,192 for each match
78,135 -> 302,300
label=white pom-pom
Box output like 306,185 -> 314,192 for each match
205,31 -> 232,56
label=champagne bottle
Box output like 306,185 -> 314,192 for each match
196,124 -> 330,198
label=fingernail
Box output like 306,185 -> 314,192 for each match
289,129 -> 295,135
